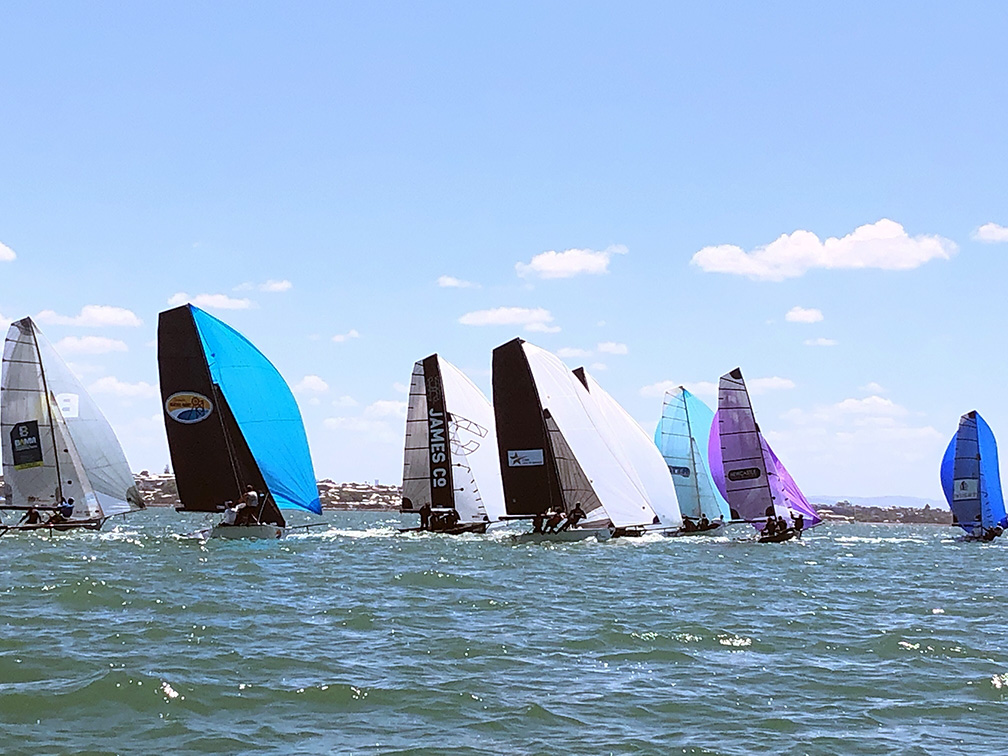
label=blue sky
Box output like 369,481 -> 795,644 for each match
1,3 -> 1006,498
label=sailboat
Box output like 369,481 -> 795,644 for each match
708,368 -> 820,543
492,338 -> 658,542
400,353 -> 506,533
572,366 -> 682,536
655,386 -> 731,534
940,410 -> 1007,541
1,317 -> 143,532
157,304 -> 321,539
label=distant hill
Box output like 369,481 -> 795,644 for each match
810,494 -> 943,510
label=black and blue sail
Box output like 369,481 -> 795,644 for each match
158,305 -> 321,524
940,410 -> 1006,537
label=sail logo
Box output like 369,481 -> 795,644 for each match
508,449 -> 544,467
727,467 -> 761,482
668,465 -> 692,478
165,392 -> 214,424
428,408 -> 450,488
953,478 -> 979,501
10,420 -> 44,470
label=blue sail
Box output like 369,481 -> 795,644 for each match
654,387 -> 731,521
940,411 -> 1006,536
190,307 -> 321,515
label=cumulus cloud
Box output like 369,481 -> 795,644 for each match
392,382 -> 410,394
0,312 -> 11,331
749,376 -> 796,394
333,395 -> 359,408
691,219 -> 956,281
861,382 -> 886,394
168,292 -> 253,310
804,337 -> 838,347
323,399 -> 408,444
589,362 -> 608,372
639,380 -> 718,399
294,375 -> 329,394
332,329 -> 360,343
56,336 -> 129,355
973,223 -> 1008,243
88,376 -> 159,398
597,341 -> 628,355
0,241 -> 16,262
515,244 -> 628,279
37,305 -> 143,328
458,306 -> 559,333
785,306 -> 823,324
437,275 -> 478,288
364,399 -> 408,418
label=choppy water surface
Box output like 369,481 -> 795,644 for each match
1,511 -> 1007,755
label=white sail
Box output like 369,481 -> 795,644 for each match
1,318 -> 140,519
575,368 -> 682,528
522,342 -> 657,528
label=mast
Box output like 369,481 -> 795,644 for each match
29,321 -> 63,505
683,391 -> 703,516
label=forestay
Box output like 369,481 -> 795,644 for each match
1,318 -> 141,518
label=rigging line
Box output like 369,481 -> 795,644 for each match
29,324 -> 64,505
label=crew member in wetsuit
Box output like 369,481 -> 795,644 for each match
793,512 -> 804,537
682,516 -> 696,533
544,508 -> 565,533
532,513 -> 545,534
698,513 -> 710,531
419,502 -> 432,530
764,515 -> 778,537
19,507 -> 42,525
560,502 -> 587,531
776,515 -> 789,535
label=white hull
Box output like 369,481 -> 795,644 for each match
210,524 -> 284,540
511,526 -> 613,544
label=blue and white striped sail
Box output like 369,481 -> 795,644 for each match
191,307 -> 321,515
654,387 -> 731,522
940,410 -> 1006,537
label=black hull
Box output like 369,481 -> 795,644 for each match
3,517 -> 106,534
398,522 -> 490,535
758,528 -> 798,544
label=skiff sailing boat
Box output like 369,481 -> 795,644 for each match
157,304 -> 321,539
940,410 -> 1007,541
1,317 -> 143,532
492,338 -> 658,542
572,366 -> 682,536
400,353 -> 506,533
655,386 -> 731,534
708,368 -> 820,543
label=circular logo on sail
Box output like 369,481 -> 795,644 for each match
165,392 -> 213,424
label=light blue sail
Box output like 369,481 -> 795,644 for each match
191,306 -> 322,515
940,410 -> 1006,537
655,387 -> 731,521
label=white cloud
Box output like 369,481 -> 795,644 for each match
973,223 -> 1008,243
294,375 -> 329,394
597,341 -> 628,355
364,399 -> 408,418
804,337 -> 837,347
557,347 -> 592,359
749,376 -> 796,394
333,395 -> 359,408
861,382 -> 886,394
589,362 -> 608,372
168,292 -> 253,310
36,305 -> 143,328
691,219 -> 956,281
639,380 -> 718,399
0,241 -> 16,262
260,279 -> 292,292
515,244 -> 628,279
458,306 -> 558,333
55,336 -> 129,355
89,376 -> 159,398
437,275 -> 478,288
322,416 -> 402,444
331,329 -> 360,343
785,306 -> 823,324
392,382 -> 410,394
0,312 -> 10,331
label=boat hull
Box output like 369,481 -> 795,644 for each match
398,522 -> 490,535
758,527 -> 798,544
210,524 -> 284,540
3,517 -> 106,533
665,521 -> 727,537
511,526 -> 613,544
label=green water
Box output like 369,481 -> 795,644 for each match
1,510 -> 1006,754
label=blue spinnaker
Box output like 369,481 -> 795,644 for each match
191,307 -> 321,515
941,411 -> 1006,536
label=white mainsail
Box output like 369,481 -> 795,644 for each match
1,318 -> 141,519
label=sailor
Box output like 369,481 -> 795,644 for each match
698,513 -> 710,530
419,502 -> 432,530
222,501 -> 239,526
682,516 -> 696,533
764,515 -> 777,537
793,512 -> 805,537
560,502 -> 586,531
237,486 -> 260,525
532,513 -> 545,534
444,509 -> 461,528
19,506 -> 42,525
544,508 -> 565,533
60,498 -> 75,519
776,515 -> 788,534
